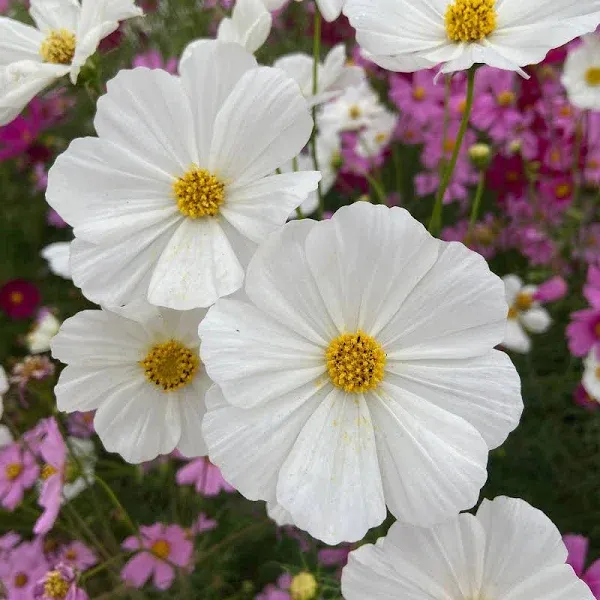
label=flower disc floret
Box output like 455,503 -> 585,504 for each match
141,340 -> 199,392
585,67 -> 600,87
40,29 -> 76,65
290,572 -> 318,600
326,331 -> 386,393
151,539 -> 171,559
173,167 -> 225,218
43,571 -> 70,599
6,463 -> 23,480
445,0 -> 497,42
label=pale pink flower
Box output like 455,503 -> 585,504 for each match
0,443 -> 39,510
176,458 -> 235,496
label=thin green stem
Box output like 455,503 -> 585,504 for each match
310,8 -> 324,219
94,474 -> 138,537
468,171 -> 486,236
429,67 -> 477,235
365,172 -> 387,205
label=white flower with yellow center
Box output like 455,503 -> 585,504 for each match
199,202 -> 523,544
562,34 -> 600,110
216,0 -> 272,53
582,348 -> 600,403
343,0 -> 600,76
356,109 -> 398,158
51,301 -> 212,463
503,275 -> 551,354
26,311 -> 61,354
46,40 -> 320,310
0,0 -> 143,125
341,496 -> 595,600
41,242 -> 72,280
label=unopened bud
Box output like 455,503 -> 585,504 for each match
468,143 -> 492,170
290,572 -> 318,600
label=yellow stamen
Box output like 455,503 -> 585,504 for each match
43,571 -> 70,599
141,340 -> 199,392
326,331 -> 386,393
151,539 -> 171,560
445,0 -> 497,42
585,67 -> 600,87
41,464 -> 58,480
14,573 -> 28,588
507,306 -> 518,320
413,86 -> 426,101
9,291 -> 23,305
349,105 -> 361,119
555,183 -> 572,199
5,463 -> 23,481
173,167 -> 225,218
497,90 -> 516,107
40,29 -> 76,65
514,292 -> 533,312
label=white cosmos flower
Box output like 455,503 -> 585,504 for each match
199,202 -> 523,544
0,365 -> 7,420
356,109 -> 398,158
273,44 -> 364,106
582,348 -> 600,403
41,241 -> 72,280
62,437 -> 96,501
0,0 -> 143,125
26,310 -> 61,354
46,40 -> 320,310
341,496 -> 595,600
562,34 -> 600,111
503,275 -> 551,354
216,0 -> 272,54
263,0 -> 345,22
343,0 -> 600,77
51,301 -> 212,464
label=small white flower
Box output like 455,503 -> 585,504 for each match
200,202 -> 522,544
0,0 -> 143,125
26,311 -> 61,354
274,44 -> 364,106
0,425 -> 13,449
0,365 -> 7,420
51,301 -> 212,463
583,348 -> 600,403
562,34 -> 600,110
41,241 -> 72,280
342,496 -> 595,600
356,109 -> 398,158
503,275 -> 552,354
46,40 -> 320,310
217,0 -> 272,54
318,81 -> 386,133
344,0 -> 600,77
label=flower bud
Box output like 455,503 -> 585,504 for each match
468,143 -> 492,170
290,572 -> 318,600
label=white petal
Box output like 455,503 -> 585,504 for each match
41,242 -> 72,279
503,565 -> 595,600
176,374 -> 211,458
147,217 -> 244,310
369,384 -> 488,527
199,298 -> 325,408
317,0 -> 345,22
219,0 -> 272,53
521,307 -> 551,334
0,17 -> 44,64
277,387 -> 386,544
503,319 -> 531,354
29,0 -> 80,32
387,350 -> 522,449
503,274 -> 523,304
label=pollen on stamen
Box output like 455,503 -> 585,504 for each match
326,331 -> 386,393
40,29 -> 76,65
445,0 -> 497,43
140,339 -> 199,392
173,167 -> 225,218
585,67 -> 600,87
43,571 -> 70,599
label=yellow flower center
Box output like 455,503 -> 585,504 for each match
349,105 -> 362,119
43,571 -> 70,599
497,90 -> 516,107
507,306 -> 518,320
413,86 -> 426,101
326,331 -> 386,393
141,340 -> 199,392
443,137 -> 456,154
10,291 -> 23,304
445,0 -> 497,42
595,366 -> 600,380
514,292 -> 533,312
5,463 -> 23,481
290,572 -> 318,600
41,464 -> 58,480
375,132 -> 388,144
14,573 -> 28,588
40,29 -> 76,65
555,183 -> 572,199
173,167 -> 225,218
151,539 -> 171,559
585,67 -> 600,87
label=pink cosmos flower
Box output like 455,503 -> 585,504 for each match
256,574 -> 292,600
47,209 -> 68,228
189,513 -> 217,536
564,534 -> 600,598
0,279 -> 40,319
1,539 -> 49,600
567,308 -> 600,357
534,276 -> 568,303
0,443 -> 39,510
0,532 -> 20,570
34,564 -> 88,600
176,458 -> 235,496
573,384 -> 599,412
584,266 -> 600,308
318,546 -> 351,568
57,541 -> 98,572
66,412 -> 95,439
132,50 -> 177,74
121,524 -> 193,591
389,70 -> 444,123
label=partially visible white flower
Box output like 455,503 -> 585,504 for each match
503,275 -> 551,354
0,425 -> 13,448
41,241 -> 72,280
562,34 -> 600,111
217,0 -> 272,54
0,365 -> 7,420
344,0 -> 600,77
583,348 -> 600,403
52,300 -> 213,464
0,0 -> 143,125
318,81 -> 386,133
262,0 -> 344,22
47,41 -> 320,310
26,310 -> 61,354
356,109 -> 398,158
62,437 -> 96,500
274,44 -> 364,106
342,496 -> 595,600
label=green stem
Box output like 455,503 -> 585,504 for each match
310,8 -> 324,220
365,172 -> 387,205
428,67 -> 477,235
468,171 -> 486,236
94,474 -> 138,537
81,553 -> 130,582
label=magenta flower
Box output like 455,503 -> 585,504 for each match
0,443 -> 39,510
0,279 -> 40,320
389,70 -> 443,124
584,266 -> 600,308
564,534 -> 600,598
121,524 -> 193,591
176,458 -> 235,496
317,547 -> 351,568
34,564 -> 88,600
567,308 -> 600,357
534,276 -> 568,303
132,50 -> 177,74
57,541 -> 98,572
66,412 -> 96,439
1,539 -> 49,600
573,384 -> 599,412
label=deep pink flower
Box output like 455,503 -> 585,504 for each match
0,443 -> 39,510
1,539 -> 49,600
567,308 -> 600,357
0,279 -> 40,319
34,564 -> 88,600
584,266 -> 600,308
176,458 -> 235,496
573,384 -> 599,412
132,50 -> 177,73
57,541 -> 98,572
564,534 -> 600,598
533,276 -> 567,303
121,524 -> 193,591
47,209 -> 68,228
389,70 -> 444,123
